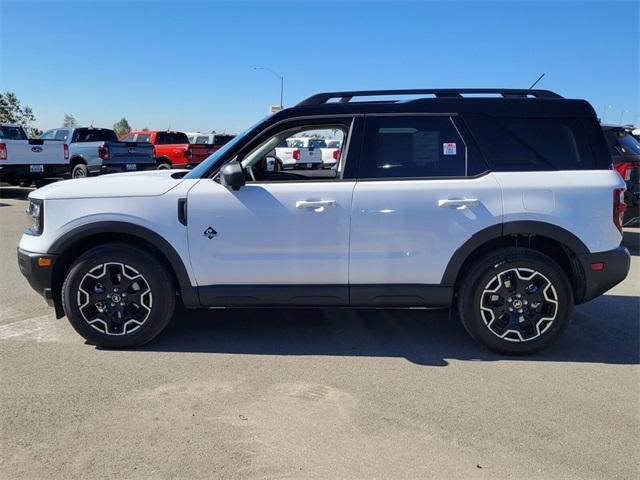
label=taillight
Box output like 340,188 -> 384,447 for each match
63,144 -> 69,160
98,143 -> 109,160
184,148 -> 193,159
333,149 -> 340,161
292,148 -> 300,161
613,188 -> 627,234
615,162 -> 633,181
0,143 -> 6,160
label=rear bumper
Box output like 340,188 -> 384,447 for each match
94,163 -> 157,174
576,246 -> 630,303
0,164 -> 68,180
17,247 -> 57,307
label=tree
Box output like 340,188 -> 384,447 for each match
113,118 -> 132,138
0,91 -> 41,136
62,113 -> 78,128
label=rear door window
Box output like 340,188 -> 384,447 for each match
359,115 -> 467,179
136,134 -> 151,143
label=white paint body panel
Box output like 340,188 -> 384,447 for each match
187,179 -> 354,285
350,174 -> 503,284
494,170 -> 624,253
20,178 -> 199,284
29,169 -> 187,200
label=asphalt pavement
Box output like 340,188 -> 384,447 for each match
1,186 -> 638,480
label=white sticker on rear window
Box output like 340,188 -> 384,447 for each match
443,143 -> 457,155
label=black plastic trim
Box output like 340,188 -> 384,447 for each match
441,221 -> 590,285
198,284 -> 453,308
177,198 -> 187,226
576,246 -> 630,304
350,284 -> 453,307
48,221 -> 198,306
17,248 -> 56,308
199,285 -> 348,306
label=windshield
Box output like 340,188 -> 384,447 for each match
184,119 -> 267,179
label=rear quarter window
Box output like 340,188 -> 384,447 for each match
465,114 -> 597,171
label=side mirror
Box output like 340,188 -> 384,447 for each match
219,162 -> 245,191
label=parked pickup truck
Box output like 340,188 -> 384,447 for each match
40,127 -> 156,179
121,131 -> 213,169
273,136 -> 324,169
0,123 -> 68,186
320,138 -> 341,168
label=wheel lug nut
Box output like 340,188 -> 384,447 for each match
508,307 -> 513,312
516,293 -> 522,298
518,308 -> 523,313
120,302 -> 125,306
507,298 -> 513,302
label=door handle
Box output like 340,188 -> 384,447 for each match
296,200 -> 336,211
438,198 -> 480,209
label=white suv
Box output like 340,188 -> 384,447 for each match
17,89 -> 630,354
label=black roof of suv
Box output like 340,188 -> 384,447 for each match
269,88 -> 597,120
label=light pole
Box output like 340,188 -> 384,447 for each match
253,66 -> 284,109
601,104 -> 612,124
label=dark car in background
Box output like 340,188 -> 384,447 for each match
603,124 -> 640,226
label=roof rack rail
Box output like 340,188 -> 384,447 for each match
296,88 -> 563,106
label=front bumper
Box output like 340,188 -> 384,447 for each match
17,247 -> 57,307
576,246 -> 630,303
0,164 -> 68,181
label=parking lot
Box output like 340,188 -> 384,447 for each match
1,186 -> 638,479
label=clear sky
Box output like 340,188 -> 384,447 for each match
1,0 -> 638,133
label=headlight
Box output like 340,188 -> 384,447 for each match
26,198 -> 44,235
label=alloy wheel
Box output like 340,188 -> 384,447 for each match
479,267 -> 558,342
77,262 -> 153,336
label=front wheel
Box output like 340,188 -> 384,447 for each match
457,248 -> 573,355
62,244 -> 176,348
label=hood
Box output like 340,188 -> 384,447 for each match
30,169 -> 189,200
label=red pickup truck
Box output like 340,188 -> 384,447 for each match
120,130 -> 213,169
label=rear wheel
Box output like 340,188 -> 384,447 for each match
72,163 -> 89,179
458,248 -> 573,355
156,160 -> 172,170
62,244 -> 176,348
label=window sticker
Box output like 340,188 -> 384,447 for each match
443,142 -> 457,155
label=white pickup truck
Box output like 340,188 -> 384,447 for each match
0,124 -> 68,186
273,137 -> 324,169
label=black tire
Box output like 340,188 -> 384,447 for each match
62,243 -> 176,348
72,163 -> 89,179
156,160 -> 172,170
457,247 -> 573,355
19,180 -> 32,187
